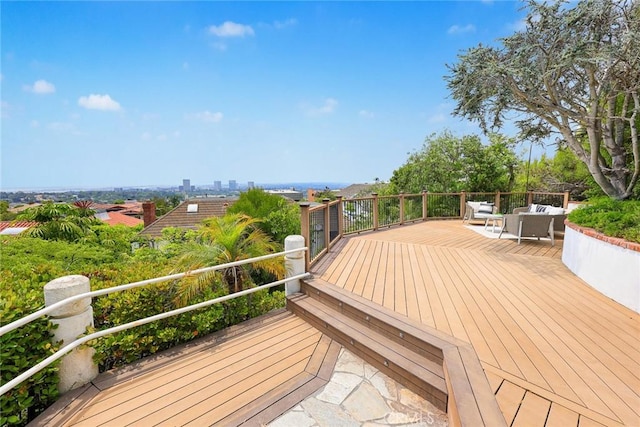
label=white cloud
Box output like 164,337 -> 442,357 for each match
447,24 -> 476,35
359,110 -> 375,118
304,98 -> 338,116
507,18 -> 527,32
192,110 -> 223,123
23,79 -> 56,94
78,94 -> 121,111
48,122 -> 77,133
273,18 -> 298,29
427,113 -> 446,123
211,42 -> 228,51
208,21 -> 254,37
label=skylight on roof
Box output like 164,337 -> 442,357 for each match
187,204 -> 198,213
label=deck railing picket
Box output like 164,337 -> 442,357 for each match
301,190 -> 571,267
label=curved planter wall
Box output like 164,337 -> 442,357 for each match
562,222 -> 640,313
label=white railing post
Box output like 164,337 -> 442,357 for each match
44,275 -> 98,393
284,235 -> 306,296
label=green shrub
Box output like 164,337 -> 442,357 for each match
0,230 -> 286,425
568,198 -> 640,243
0,275 -> 59,427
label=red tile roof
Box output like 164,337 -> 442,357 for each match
97,212 -> 143,227
0,221 -> 38,234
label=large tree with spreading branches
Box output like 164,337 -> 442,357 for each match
446,0 -> 639,199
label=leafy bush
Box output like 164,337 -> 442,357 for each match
1,227 -> 287,425
568,198 -> 640,243
90,281 -> 284,371
0,271 -> 59,426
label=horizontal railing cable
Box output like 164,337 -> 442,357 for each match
0,271 -> 310,396
0,247 -> 307,337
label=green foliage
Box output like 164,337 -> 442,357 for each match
17,202 -> 99,242
173,214 -> 285,301
446,0 -> 639,199
227,189 -> 300,243
0,261 -> 60,426
0,201 -> 17,221
568,198 -> 640,243
152,195 -> 182,217
312,187 -> 337,201
390,131 -> 517,193
514,147 -> 603,201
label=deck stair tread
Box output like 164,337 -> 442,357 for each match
287,277 -> 507,426
289,292 -> 448,410
289,285 -> 456,411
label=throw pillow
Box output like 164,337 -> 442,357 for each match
529,204 -> 538,213
478,203 -> 494,214
536,204 -> 548,212
548,207 -> 565,215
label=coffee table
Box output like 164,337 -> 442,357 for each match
483,214 -> 504,233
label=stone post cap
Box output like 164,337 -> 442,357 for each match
44,275 -> 91,318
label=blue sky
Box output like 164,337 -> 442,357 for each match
1,1 -> 531,190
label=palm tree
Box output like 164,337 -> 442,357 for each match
173,213 -> 285,306
18,202 -> 98,242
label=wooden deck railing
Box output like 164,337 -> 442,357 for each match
301,191 -> 569,270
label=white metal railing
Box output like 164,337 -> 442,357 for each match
0,247 -> 308,396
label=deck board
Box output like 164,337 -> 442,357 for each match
313,220 -> 640,427
33,220 -> 639,427
33,312 -> 337,427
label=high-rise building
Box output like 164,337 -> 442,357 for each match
182,179 -> 191,192
214,181 -> 222,191
248,181 -> 255,189
229,180 -> 237,191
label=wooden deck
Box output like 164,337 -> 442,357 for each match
32,220 -> 639,426
31,309 -> 341,427
314,220 -> 640,426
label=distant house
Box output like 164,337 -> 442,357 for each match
336,183 -> 376,199
94,211 -> 143,227
139,198 -> 237,240
0,220 -> 38,236
91,202 -> 143,217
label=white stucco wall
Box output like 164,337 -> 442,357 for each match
562,226 -> 640,313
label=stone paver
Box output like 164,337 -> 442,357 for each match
268,348 -> 448,427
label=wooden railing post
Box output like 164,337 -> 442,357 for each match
399,193 -> 405,225
422,190 -> 428,221
527,191 -> 534,206
337,196 -> 344,238
299,202 -> 311,272
460,191 -> 467,219
372,193 -> 379,231
495,191 -> 501,213
44,275 -> 98,393
563,191 -> 570,209
323,198 -> 331,253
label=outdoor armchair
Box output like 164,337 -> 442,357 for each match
499,213 -> 555,246
463,201 -> 497,224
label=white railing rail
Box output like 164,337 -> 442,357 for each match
0,247 -> 308,397
0,247 -> 306,337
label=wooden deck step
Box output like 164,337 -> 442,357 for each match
289,278 -> 507,427
288,292 -> 448,411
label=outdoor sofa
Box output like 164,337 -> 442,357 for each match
513,204 -> 567,232
499,213 -> 555,246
